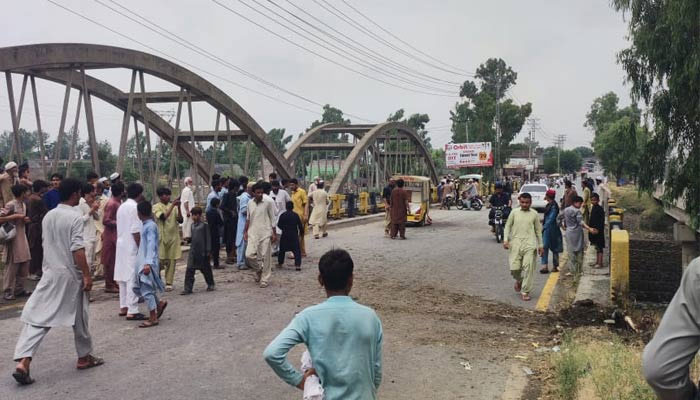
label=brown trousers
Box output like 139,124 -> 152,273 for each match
390,222 -> 406,239
3,261 -> 28,295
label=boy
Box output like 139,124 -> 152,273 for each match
559,196 -> 589,276
206,197 -> 224,269
503,192 -> 543,302
181,207 -> 215,295
264,249 -> 383,399
153,187 -> 182,291
588,193 -> 606,268
277,201 -> 303,271
77,183 -> 101,278
134,201 -> 167,328
1,184 -> 32,300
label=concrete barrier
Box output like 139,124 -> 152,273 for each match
610,228 -> 630,303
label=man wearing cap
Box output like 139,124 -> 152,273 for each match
98,177 -> 110,198
0,162 -> 19,209
180,177 -> 195,243
308,176 -> 320,194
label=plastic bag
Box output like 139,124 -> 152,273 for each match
301,351 -> 324,400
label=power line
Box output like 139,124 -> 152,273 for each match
212,0 -> 457,97
318,0 -> 474,77
45,0 -> 372,122
268,0 -> 461,88
239,0 -> 457,94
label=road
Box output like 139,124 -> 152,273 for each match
0,207 -> 557,400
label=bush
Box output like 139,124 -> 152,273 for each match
640,207 -> 671,232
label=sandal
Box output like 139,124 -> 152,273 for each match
540,267 -> 550,274
521,293 -> 532,301
552,266 -> 559,273
77,355 -> 105,370
12,367 -> 34,385
514,281 -> 522,293
138,321 -> 159,328
126,313 -> 147,321
157,301 -> 168,319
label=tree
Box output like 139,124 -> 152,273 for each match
573,146 -> 594,159
386,108 -> 432,149
593,117 -> 647,181
541,147 -> 582,174
266,128 -> 292,153
612,0 -> 700,227
449,58 -> 532,171
584,92 -> 641,138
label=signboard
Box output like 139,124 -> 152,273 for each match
444,142 -> 493,168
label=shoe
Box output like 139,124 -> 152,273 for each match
322,233 -> 328,237
277,263 -> 284,268
206,285 -> 216,292
237,265 -> 250,271
271,251 -> 279,257
260,282 -> 268,288
180,290 -> 193,296
314,235 -> 320,239
165,285 -> 173,292
295,266 -> 301,271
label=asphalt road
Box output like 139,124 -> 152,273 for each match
0,206 -> 557,400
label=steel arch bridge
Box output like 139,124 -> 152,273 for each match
0,43 -> 438,197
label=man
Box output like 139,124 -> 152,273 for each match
180,177 -> 195,243
581,180 -> 592,225
463,179 -> 478,206
77,183 -> 101,278
382,179 -> 395,237
43,173 -> 62,211
98,177 -> 110,198
0,161 -> 19,208
389,178 -> 410,240
268,172 -> 277,183
561,180 -> 577,209
12,178 -> 104,385
115,183 -> 144,320
264,249 -> 383,399
559,196 -> 588,276
503,192 -> 544,302
488,183 -> 512,230
92,182 -> 107,280
270,180 -> 290,255
101,182 -> 123,293
236,182 -> 253,269
244,183 -> 277,288
134,201 -> 167,328
441,179 -> 454,209
206,179 -> 223,213
643,256 -> 700,399
26,180 -> 49,281
289,179 -> 308,257
220,178 -> 239,265
153,187 -> 182,291
308,181 -> 329,239
86,171 -> 99,186
1,184 -> 32,300
308,176 -> 320,193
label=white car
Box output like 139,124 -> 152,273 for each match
519,184 -> 548,212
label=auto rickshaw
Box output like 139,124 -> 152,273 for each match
392,175 -> 431,226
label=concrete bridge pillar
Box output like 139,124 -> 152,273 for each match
674,222 -> 699,270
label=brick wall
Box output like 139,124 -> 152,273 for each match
629,239 -> 682,302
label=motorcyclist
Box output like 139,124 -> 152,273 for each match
462,179 -> 478,205
441,179 -> 454,209
487,182 -> 512,230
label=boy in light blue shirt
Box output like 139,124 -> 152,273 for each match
264,249 -> 383,400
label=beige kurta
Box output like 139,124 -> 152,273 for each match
2,199 -> 31,264
308,190 -> 329,226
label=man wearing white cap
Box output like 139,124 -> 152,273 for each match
308,176 -> 320,194
97,177 -> 110,198
180,177 -> 195,243
0,162 -> 19,209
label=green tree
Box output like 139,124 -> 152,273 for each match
593,117 -> 647,181
386,108 -> 432,149
573,146 -> 595,159
542,147 -> 582,174
612,0 -> 700,227
449,58 -> 532,170
266,128 -> 292,153
584,92 -> 641,138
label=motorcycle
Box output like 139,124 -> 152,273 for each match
492,206 -> 506,243
456,192 -> 484,211
442,194 -> 455,210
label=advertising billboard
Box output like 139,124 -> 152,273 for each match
444,142 -> 493,168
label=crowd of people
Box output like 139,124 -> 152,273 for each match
0,161 -> 359,389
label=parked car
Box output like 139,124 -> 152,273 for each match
519,183 -> 548,212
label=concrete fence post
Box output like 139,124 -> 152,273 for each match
610,228 -> 630,302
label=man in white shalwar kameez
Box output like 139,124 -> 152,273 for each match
244,183 -> 277,288
308,181 -> 329,239
180,177 -> 195,243
115,183 -> 144,319
12,178 -> 104,385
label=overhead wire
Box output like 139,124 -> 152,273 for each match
340,0 -> 474,76
212,0 -> 457,97
239,0 -> 456,94
274,0 -> 463,87
314,0 -> 473,78
45,0 -> 373,122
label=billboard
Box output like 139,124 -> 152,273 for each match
444,142 -> 493,168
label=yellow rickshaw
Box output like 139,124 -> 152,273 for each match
392,175 -> 431,226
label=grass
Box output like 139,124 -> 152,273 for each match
608,183 -> 671,233
551,332 -> 656,400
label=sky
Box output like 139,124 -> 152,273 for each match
0,0 -> 634,156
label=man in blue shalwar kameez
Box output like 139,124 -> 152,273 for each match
236,183 -> 253,270
134,201 -> 167,328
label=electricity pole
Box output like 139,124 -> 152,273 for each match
494,80 -> 501,181
526,117 -> 539,181
554,134 -> 566,174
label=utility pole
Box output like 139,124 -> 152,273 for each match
526,117 -> 539,181
494,79 -> 501,181
554,134 -> 566,174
